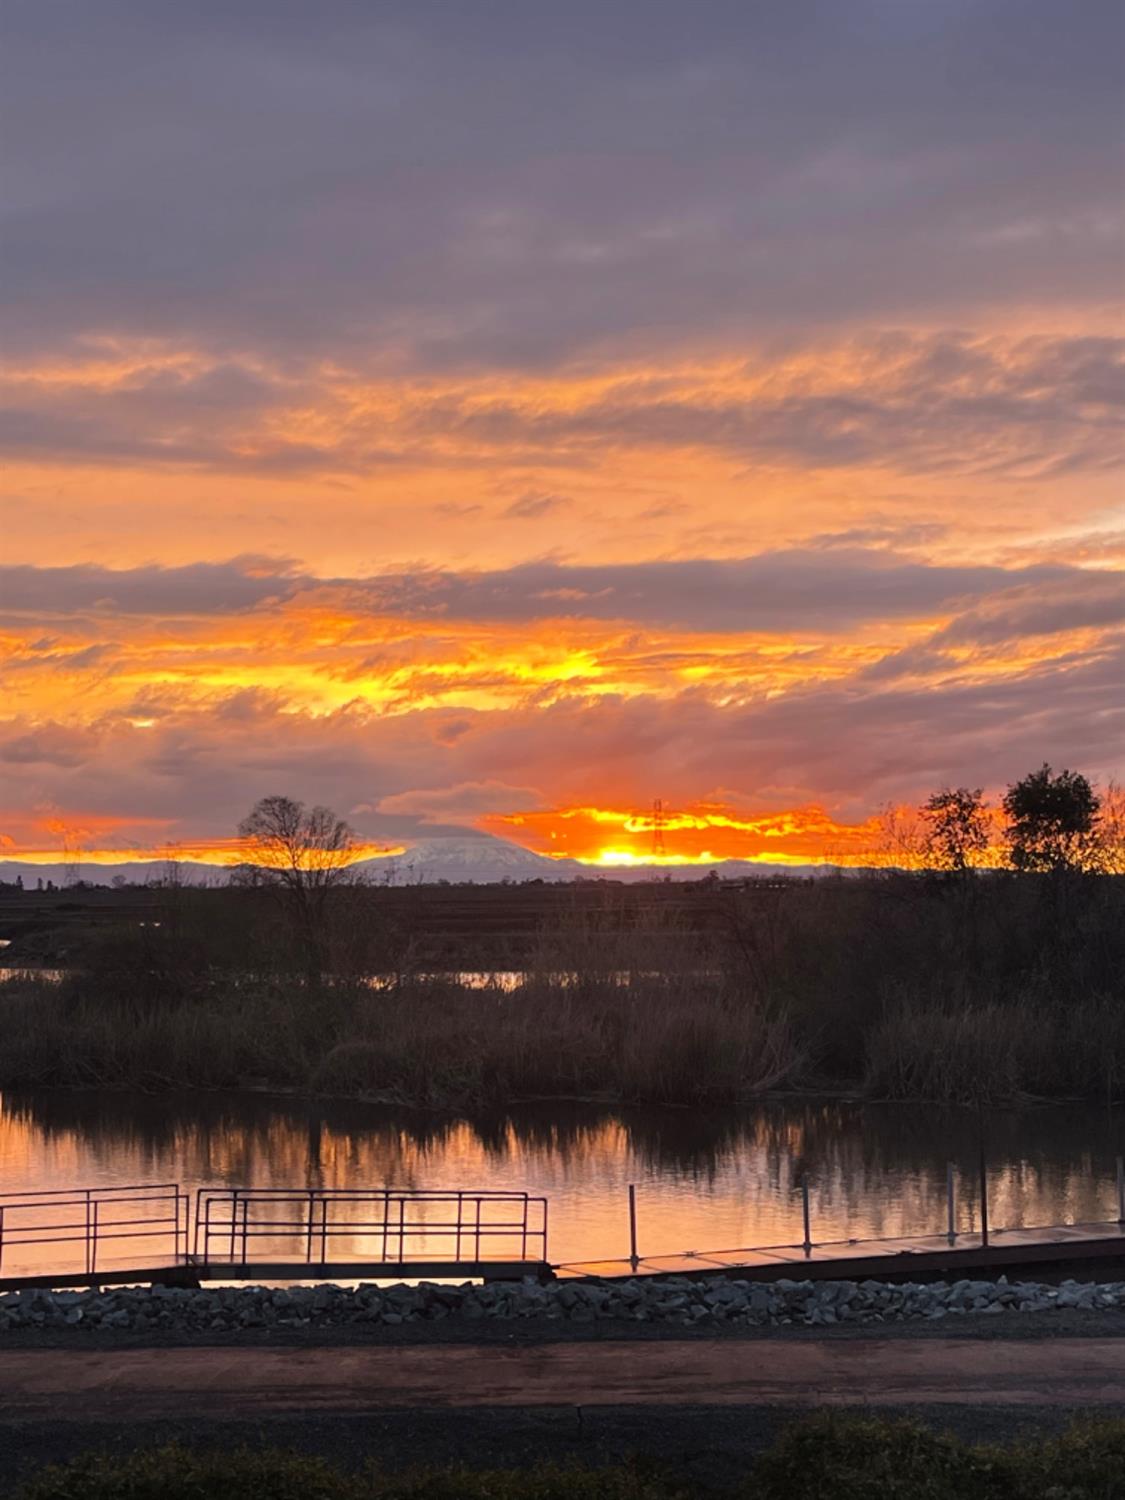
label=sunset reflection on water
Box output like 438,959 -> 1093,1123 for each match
1,1091 -> 1122,1279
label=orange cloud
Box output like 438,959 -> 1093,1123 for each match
481,803 -> 896,866
1,552 -> 1120,868
4,334 -> 1122,582
2,835 -> 401,869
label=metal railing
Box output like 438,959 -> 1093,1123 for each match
0,1184 -> 188,1277
603,1167 -> 1125,1278
192,1188 -> 549,1267
4,1167 -> 1121,1287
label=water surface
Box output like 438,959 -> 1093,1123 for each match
1,1090 -> 1122,1279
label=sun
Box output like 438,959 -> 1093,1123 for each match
586,847 -> 719,868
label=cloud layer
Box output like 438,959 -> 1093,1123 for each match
2,2 -> 1122,861
2,551 -> 1121,862
5,2 -> 1122,366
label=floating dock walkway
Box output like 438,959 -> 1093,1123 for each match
1,1181 -> 1123,1292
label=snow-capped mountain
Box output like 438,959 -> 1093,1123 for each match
362,836 -> 581,884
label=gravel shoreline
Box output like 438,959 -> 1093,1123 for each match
4,1273 -> 1124,1339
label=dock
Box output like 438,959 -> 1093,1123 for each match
557,1222 -> 1125,1284
0,1185 -> 552,1291
1,1181 -> 1123,1292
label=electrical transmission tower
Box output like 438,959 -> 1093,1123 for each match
651,798 -> 667,859
62,832 -> 82,889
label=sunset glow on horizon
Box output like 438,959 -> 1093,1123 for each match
2,2 -> 1122,873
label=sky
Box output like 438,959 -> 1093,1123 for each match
2,0 -> 1123,869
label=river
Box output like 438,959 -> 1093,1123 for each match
1,1089 -> 1122,1280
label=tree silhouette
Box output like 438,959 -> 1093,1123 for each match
236,795 -> 363,975
1098,781 -> 1125,875
1001,764 -> 1100,873
920,787 -> 990,873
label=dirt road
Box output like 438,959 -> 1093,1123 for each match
3,1336 -> 1123,1421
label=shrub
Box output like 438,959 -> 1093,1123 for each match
369,1461 -> 681,1499
14,1421 -> 1125,1500
12,1447 -> 681,1500
12,1444 -> 357,1500
1020,1418 -> 1125,1499
749,1415 -> 1012,1500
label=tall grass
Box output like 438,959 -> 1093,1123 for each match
865,995 -> 1125,1103
3,873 -> 1123,1106
0,967 -> 801,1108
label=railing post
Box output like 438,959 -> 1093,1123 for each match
628,1184 -> 639,1271
0,1204 -> 5,1274
978,1130 -> 989,1250
1116,1156 -> 1125,1226
91,1199 -> 99,1276
801,1174 -> 812,1256
946,1162 -> 956,1244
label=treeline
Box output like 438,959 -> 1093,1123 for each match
178,768 -> 1125,979
900,763 -> 1122,875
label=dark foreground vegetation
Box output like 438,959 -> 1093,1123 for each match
12,1417 -> 1125,1499
2,868 -> 1124,1107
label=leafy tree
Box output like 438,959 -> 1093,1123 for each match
919,787 -> 990,873
1002,764 -> 1100,873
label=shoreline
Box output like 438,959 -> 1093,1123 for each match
5,1276 -> 1125,1344
4,1076 -> 1115,1112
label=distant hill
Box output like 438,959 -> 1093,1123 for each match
0,835 -> 850,889
0,859 -> 229,890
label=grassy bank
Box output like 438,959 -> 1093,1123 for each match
0,970 -> 798,1107
2,875 -> 1123,1106
13,1417 -> 1125,1499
